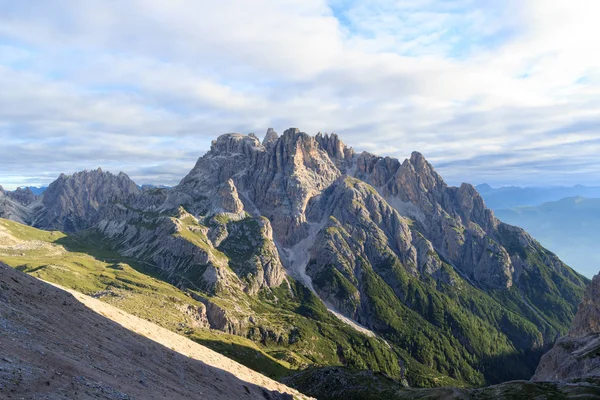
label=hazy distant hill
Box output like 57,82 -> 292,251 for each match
495,197 -> 600,278
476,184 -> 600,209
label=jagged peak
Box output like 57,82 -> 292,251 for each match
55,168 -> 126,180
315,132 -> 354,163
458,182 -> 478,194
210,133 -> 262,155
13,187 -> 34,194
282,127 -> 301,137
44,168 -> 141,197
272,128 -> 322,155
262,128 -> 279,146
409,151 -> 427,167
400,151 -> 445,188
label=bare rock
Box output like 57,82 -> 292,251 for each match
533,273 -> 600,381
262,128 -> 279,147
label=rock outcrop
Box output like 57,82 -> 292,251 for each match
262,127 -> 279,147
533,273 -> 600,381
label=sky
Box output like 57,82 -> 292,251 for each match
1,0 -> 600,189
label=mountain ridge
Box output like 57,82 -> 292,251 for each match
0,127 -> 588,389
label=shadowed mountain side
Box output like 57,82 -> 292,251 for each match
284,367 -> 600,400
0,262 -> 307,400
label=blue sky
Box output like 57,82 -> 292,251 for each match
1,0 -> 600,189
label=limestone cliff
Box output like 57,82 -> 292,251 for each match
533,273 -> 600,381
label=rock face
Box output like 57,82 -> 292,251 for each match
35,169 -> 141,232
263,128 -> 279,147
6,187 -> 38,206
1,127 -> 588,386
533,273 -> 600,381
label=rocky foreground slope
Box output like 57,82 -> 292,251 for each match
533,273 -> 600,381
0,128 -> 589,388
0,262 -> 305,400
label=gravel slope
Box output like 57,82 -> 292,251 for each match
0,262 -> 310,399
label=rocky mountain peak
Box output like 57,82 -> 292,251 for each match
405,151 -> 446,194
250,128 -> 342,245
315,132 -> 355,170
2,128 -> 590,391
262,128 -> 279,147
6,187 -> 38,206
36,168 -> 141,232
409,150 -> 426,165
282,127 -> 301,137
210,133 -> 262,156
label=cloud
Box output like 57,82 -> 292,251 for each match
0,0 -> 600,189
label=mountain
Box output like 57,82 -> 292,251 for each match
0,185 -> 37,224
494,197 -> 600,278
0,261 -> 302,400
35,168 -> 142,232
0,128 -> 588,390
476,184 -> 600,209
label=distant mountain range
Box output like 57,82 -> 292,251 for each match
476,184 -> 600,278
476,184 -> 600,209
494,197 -> 600,278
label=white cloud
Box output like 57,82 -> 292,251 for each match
0,0 -> 600,189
